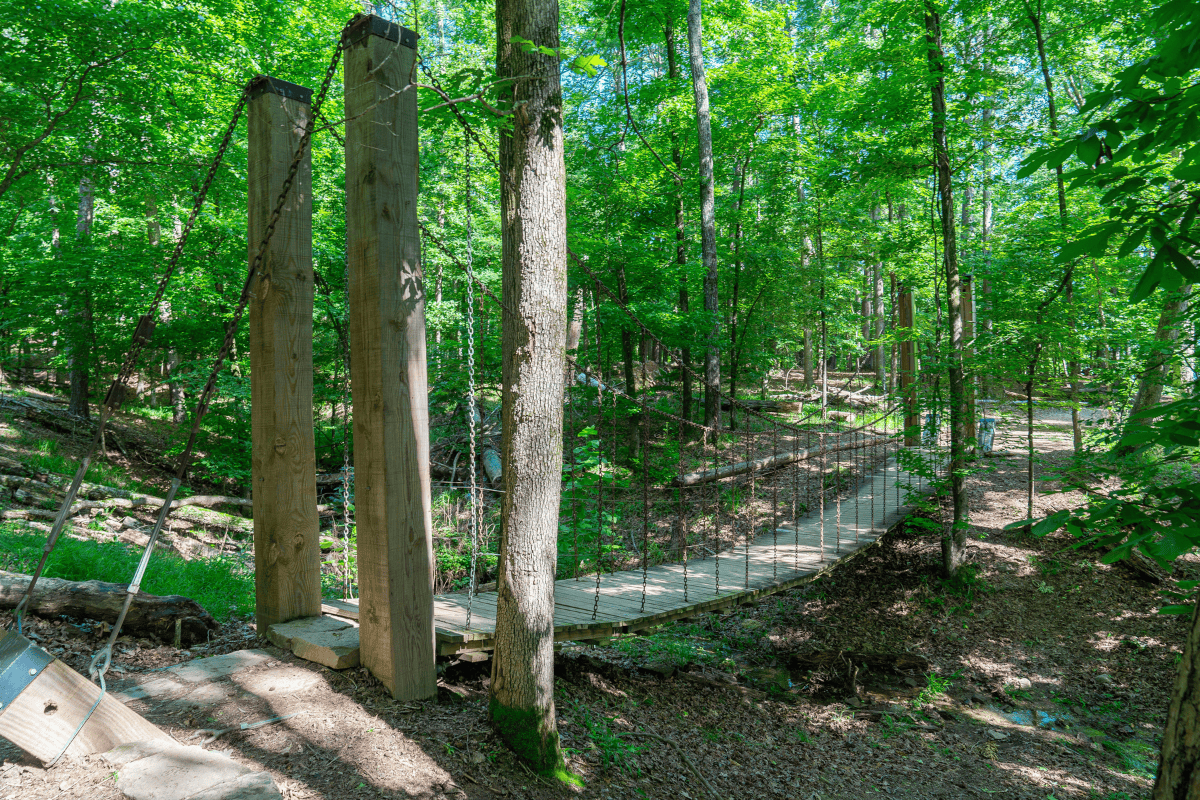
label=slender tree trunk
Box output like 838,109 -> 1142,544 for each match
803,327 -> 813,390
1027,0 -> 1081,453
617,266 -> 635,391
729,146 -> 752,430
67,174 -> 94,420
1130,291 -> 1191,420
491,0 -> 567,775
665,18 -> 691,425
926,3 -> 968,578
873,208 -> 886,392
687,0 -> 720,430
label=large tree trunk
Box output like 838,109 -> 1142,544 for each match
688,0 -> 720,430
491,0 -> 567,776
926,3 -> 969,578
1153,600 -> 1200,799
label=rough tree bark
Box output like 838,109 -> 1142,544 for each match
925,3 -> 969,578
687,0 -> 720,430
491,0 -> 569,777
1153,600 -> 1200,799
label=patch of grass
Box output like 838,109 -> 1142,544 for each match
912,669 -> 959,709
0,524 -> 253,621
611,627 -> 730,668
1101,738 -> 1157,779
1029,554 -> 1064,577
565,702 -> 644,775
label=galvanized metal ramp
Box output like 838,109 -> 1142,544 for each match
322,452 -> 930,656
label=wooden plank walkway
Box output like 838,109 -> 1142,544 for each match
325,453 -> 929,656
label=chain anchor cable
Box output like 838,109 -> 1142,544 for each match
9,91 -> 251,635
464,130 -> 480,631
80,41 -> 346,710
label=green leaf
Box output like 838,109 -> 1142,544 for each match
568,54 -> 607,77
1130,256 -> 1165,303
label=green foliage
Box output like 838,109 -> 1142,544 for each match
0,525 -> 253,621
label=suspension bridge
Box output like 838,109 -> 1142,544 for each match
321,449 -> 932,656
0,11 -> 949,766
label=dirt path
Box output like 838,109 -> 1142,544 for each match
0,422 -> 1180,800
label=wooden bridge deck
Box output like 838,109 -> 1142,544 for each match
324,453 -> 927,656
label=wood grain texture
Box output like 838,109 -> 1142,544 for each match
248,80 -> 320,630
0,658 -> 168,763
344,18 -> 436,701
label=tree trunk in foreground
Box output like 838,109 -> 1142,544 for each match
688,0 -> 720,430
926,3 -> 969,578
492,0 -> 568,777
1154,600 -> 1200,799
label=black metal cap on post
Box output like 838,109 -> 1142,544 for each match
248,75 -> 313,105
343,13 -> 419,49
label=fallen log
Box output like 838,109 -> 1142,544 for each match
786,650 -> 929,676
0,570 -> 218,645
669,436 -> 886,487
481,446 -> 503,487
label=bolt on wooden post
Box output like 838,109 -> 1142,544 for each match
962,275 -> 977,452
343,14 -> 437,700
247,76 -> 321,630
898,287 -> 918,447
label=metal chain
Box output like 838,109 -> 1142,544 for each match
340,282 -> 354,600
83,40 -> 347,685
464,133 -> 480,630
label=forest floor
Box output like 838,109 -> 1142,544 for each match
0,388 -> 1183,800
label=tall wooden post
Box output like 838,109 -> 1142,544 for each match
898,287 -> 918,447
247,77 -> 320,631
343,14 -> 436,700
962,275 -> 976,451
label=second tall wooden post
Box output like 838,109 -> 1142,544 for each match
898,288 -> 918,447
343,14 -> 436,700
248,77 -> 321,630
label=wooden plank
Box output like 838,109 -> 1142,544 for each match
0,655 -> 169,763
344,16 -> 435,701
247,76 -> 320,631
